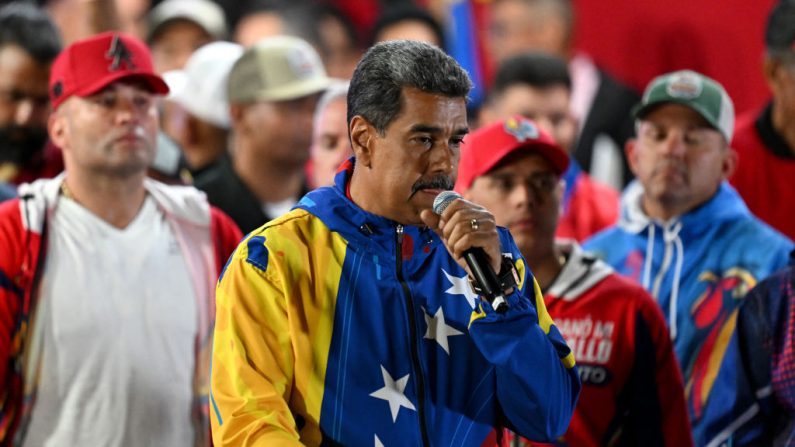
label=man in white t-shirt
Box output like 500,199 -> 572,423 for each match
0,32 -> 242,446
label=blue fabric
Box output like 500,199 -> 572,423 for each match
584,181 -> 793,446
292,163 -> 582,444
0,182 -> 16,203
446,1 -> 484,106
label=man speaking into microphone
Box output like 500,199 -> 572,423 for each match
210,40 -> 580,446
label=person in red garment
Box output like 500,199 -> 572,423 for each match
457,116 -> 692,446
0,32 -> 241,446
479,53 -> 619,242
730,0 -> 795,240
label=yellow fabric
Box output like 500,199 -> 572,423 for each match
531,278 -> 553,335
211,210 -> 345,446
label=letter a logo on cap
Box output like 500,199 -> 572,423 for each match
504,117 -> 539,142
105,35 -> 136,72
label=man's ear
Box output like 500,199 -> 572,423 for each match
228,104 -> 246,133
48,107 -> 68,152
625,138 -> 640,177
722,147 -> 738,180
763,57 -> 781,93
350,115 -> 374,168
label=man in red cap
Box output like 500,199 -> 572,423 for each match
456,116 -> 693,446
0,32 -> 241,446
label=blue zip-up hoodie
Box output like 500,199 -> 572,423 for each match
211,163 -> 581,446
584,180 -> 793,446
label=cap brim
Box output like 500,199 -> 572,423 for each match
75,71 -> 170,98
236,77 -> 333,102
482,140 -> 570,178
633,99 -> 723,137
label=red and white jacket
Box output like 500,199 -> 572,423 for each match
0,175 -> 242,446
510,241 -> 693,446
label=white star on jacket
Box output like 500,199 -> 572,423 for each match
424,306 -> 463,354
443,269 -> 478,309
374,434 -> 384,447
369,365 -> 416,422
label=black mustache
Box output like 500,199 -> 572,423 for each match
410,175 -> 455,197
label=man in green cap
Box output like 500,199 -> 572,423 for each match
583,69 -> 793,446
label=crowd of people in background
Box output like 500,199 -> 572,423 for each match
0,0 -> 793,445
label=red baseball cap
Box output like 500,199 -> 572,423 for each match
454,116 -> 569,193
49,31 -> 169,110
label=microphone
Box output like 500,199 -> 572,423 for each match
433,191 -> 509,313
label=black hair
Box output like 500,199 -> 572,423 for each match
371,3 -> 446,51
0,2 -> 61,64
490,52 -> 571,99
766,0 -> 795,58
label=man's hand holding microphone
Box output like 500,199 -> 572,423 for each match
420,191 -> 514,312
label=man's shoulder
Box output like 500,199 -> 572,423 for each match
227,208 -> 327,273
0,197 -> 24,242
242,208 -> 324,247
193,162 -> 230,189
719,213 -> 792,247
582,225 -> 633,250
145,179 -> 213,225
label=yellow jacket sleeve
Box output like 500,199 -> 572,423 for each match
210,238 -> 303,446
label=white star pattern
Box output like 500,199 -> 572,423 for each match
374,434 -> 384,447
369,365 -> 416,422
424,307 -> 463,354
443,269 -> 478,309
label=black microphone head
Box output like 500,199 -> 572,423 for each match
432,190 -> 462,215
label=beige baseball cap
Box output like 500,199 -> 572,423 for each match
228,35 -> 332,103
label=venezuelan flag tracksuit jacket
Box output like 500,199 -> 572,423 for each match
584,181 -> 793,446
210,166 -> 581,446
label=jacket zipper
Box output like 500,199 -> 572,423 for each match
396,224 -> 430,447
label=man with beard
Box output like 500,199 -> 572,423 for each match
210,40 -> 580,446
0,3 -> 63,188
584,70 -> 793,446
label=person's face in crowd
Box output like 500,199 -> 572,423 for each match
765,56 -> 795,126
351,88 -> 467,225
150,20 -> 214,73
161,99 -> 226,171
487,0 -> 568,64
115,0 -> 151,38
49,81 -> 159,177
317,15 -> 360,79
234,11 -> 283,47
628,103 -> 736,219
0,44 -> 51,165
484,83 -> 577,152
311,96 -> 351,187
375,20 -> 442,48
465,152 -> 562,258
235,93 -> 320,169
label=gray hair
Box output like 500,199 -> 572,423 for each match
347,40 -> 472,134
314,79 -> 349,131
